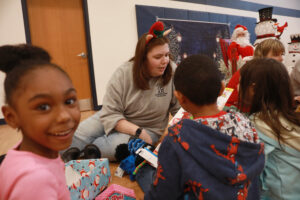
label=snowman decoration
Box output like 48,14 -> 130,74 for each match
287,34 -> 300,68
254,7 -> 288,46
288,34 -> 300,96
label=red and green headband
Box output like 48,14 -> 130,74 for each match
146,21 -> 172,44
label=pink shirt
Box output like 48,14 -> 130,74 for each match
0,144 -> 70,200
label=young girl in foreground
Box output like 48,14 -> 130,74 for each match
239,58 -> 300,200
0,45 -> 80,199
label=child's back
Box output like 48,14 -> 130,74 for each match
240,58 -> 300,200
253,115 -> 300,200
145,54 -> 264,200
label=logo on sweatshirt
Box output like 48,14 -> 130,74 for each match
155,86 -> 167,97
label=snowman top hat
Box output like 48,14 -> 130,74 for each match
257,7 -> 277,24
289,34 -> 300,44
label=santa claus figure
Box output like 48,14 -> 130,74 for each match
219,24 -> 254,83
222,25 -> 254,110
228,25 -> 254,61
254,7 -> 288,46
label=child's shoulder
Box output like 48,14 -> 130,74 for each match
0,151 -> 65,199
223,108 -> 250,120
1,149 -> 64,175
0,149 -> 64,188
224,110 -> 259,143
1,149 -> 53,172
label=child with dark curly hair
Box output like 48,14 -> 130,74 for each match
145,54 -> 265,200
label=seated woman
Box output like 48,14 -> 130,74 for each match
63,21 -> 180,161
239,58 -> 300,200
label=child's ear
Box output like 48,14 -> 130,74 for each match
1,105 -> 19,129
174,90 -> 189,107
218,81 -> 226,96
174,90 -> 184,104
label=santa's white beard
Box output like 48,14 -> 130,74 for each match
235,36 -> 251,47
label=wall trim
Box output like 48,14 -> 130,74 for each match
21,0 -> 31,44
82,0 -> 101,110
0,119 -> 6,125
174,0 -> 300,18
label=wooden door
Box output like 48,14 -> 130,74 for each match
26,0 -> 92,110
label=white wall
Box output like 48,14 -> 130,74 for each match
0,0 -> 26,119
87,0 -> 300,105
0,0 -> 299,120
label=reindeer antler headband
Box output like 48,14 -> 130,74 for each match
146,21 -> 172,44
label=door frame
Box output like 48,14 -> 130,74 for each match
21,0 -> 101,111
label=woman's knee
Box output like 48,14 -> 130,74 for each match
92,132 -> 131,161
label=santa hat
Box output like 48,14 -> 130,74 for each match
235,24 -> 247,31
231,24 -> 249,41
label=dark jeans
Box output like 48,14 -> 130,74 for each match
135,164 -> 156,193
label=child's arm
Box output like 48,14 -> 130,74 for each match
144,138 -> 182,200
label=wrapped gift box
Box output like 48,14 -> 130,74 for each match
65,158 -> 111,200
95,184 -> 136,200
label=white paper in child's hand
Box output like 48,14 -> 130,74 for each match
168,108 -> 187,126
135,148 -> 158,168
217,88 -> 234,110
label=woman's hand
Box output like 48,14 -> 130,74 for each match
139,130 -> 153,145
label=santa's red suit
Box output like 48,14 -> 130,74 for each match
225,70 -> 240,108
227,25 -> 254,64
225,69 -> 250,113
227,42 -> 254,62
225,25 -> 254,110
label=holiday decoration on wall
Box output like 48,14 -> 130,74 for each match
287,34 -> 300,68
254,7 -> 288,46
160,19 -> 230,65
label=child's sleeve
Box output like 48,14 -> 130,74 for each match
9,169 -> 68,200
144,138 -> 182,200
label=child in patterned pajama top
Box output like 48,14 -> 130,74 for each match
145,54 -> 265,200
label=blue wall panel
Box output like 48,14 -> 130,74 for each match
173,0 -> 300,18
135,5 -> 257,43
188,11 -> 209,22
164,8 -> 188,20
